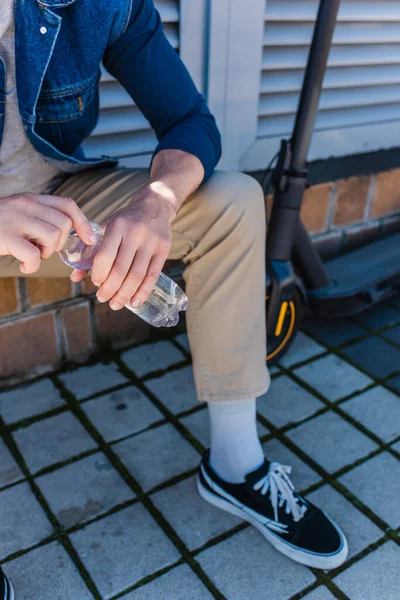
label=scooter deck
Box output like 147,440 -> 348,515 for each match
314,233 -> 400,299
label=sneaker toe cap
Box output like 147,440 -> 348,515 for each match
294,508 -> 344,556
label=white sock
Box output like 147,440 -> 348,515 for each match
208,398 -> 264,483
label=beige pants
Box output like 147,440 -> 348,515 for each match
0,168 -> 270,402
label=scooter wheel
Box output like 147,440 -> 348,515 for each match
266,289 -> 304,365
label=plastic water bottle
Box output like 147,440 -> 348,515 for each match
59,221 -> 188,328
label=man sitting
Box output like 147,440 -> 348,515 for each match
0,0 -> 347,596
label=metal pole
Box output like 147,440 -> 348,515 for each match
293,221 -> 331,288
290,0 -> 341,171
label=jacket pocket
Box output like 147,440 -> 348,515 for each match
34,73 -> 100,155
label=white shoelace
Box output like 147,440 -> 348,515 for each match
253,462 -> 307,523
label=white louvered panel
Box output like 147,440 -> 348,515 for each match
84,130 -> 157,158
257,0 -> 400,146
91,107 -> 150,137
99,80 -> 133,110
84,0 -> 180,162
261,64 -> 400,94
258,104 -> 400,138
265,1 -> 400,22
263,44 -> 400,71
259,85 -> 400,117
264,22 -> 400,47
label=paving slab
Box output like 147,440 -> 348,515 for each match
59,362 -> 127,400
269,365 -> 280,375
0,378 -> 65,424
145,366 -> 198,414
334,541 -> 400,600
175,333 -> 190,353
391,440 -> 400,453
198,527 -> 315,600
287,412 -> 377,473
341,336 -> 400,380
302,587 -> 336,600
353,303 -> 400,330
339,452 -> 400,528
381,323 -> 400,346
0,438 -> 23,487
114,423 -> 199,491
262,438 -> 320,491
71,504 -> 180,599
179,409 -> 211,449
390,293 -> 400,309
121,341 -> 185,378
279,332 -> 325,368
13,412 -> 97,473
37,452 -> 134,528
302,317 -> 366,347
151,475 -> 241,550
257,376 -> 323,428
307,484 -> 382,559
82,386 -> 163,442
341,386 -> 400,442
122,564 -> 213,599
294,354 -> 372,401
3,320 -> 400,599
179,408 -> 210,449
180,408 -> 269,449
4,541 -> 93,600
386,374 -> 400,395
0,482 -> 52,559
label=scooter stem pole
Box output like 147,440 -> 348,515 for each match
290,0 -> 341,171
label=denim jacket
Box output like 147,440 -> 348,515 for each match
0,0 -> 221,181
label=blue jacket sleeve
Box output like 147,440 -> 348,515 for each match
103,0 -> 222,183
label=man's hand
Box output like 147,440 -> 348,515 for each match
72,149 -> 205,310
78,185 -> 176,310
0,192 -> 96,274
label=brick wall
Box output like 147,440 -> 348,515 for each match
1,167 -> 400,383
0,276 -> 151,385
266,167 -> 400,258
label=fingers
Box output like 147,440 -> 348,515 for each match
91,228 -> 122,290
35,194 -> 96,247
33,205 -> 73,252
24,218 -> 63,259
70,268 -> 89,283
108,248 -> 153,310
96,241 -> 137,304
129,254 -> 165,308
8,237 -> 41,274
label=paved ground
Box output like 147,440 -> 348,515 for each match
1,299 -> 400,600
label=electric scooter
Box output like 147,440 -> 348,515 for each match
265,0 -> 400,363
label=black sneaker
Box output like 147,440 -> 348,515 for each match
198,451 -> 348,570
0,567 -> 14,600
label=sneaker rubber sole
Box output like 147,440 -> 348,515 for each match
3,576 -> 14,600
197,475 -> 348,570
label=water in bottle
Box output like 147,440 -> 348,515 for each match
59,220 -> 188,328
